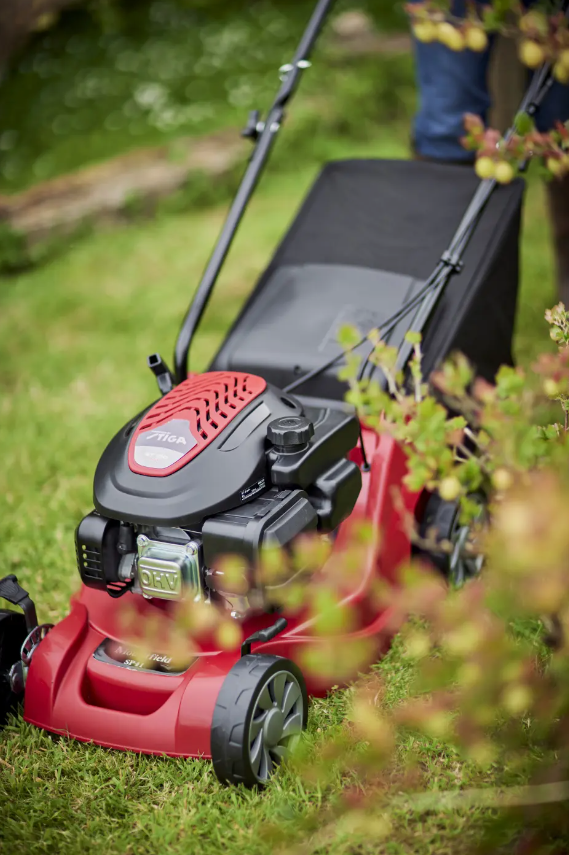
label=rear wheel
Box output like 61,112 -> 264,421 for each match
0,609 -> 27,727
211,654 -> 308,788
419,493 -> 486,586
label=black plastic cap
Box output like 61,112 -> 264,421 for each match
267,416 -> 314,450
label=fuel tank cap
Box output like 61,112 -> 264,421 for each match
267,416 -> 314,451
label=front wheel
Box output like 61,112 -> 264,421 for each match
211,654 -> 308,788
0,609 -> 27,728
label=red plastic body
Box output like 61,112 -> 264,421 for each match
24,427 -> 419,759
128,372 -> 267,477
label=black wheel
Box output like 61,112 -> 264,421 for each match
0,609 -> 27,728
418,493 -> 486,586
211,654 -> 308,788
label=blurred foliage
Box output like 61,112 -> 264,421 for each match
0,0 -> 408,192
340,329 -> 568,512
0,44 -> 416,270
119,302 -> 569,852
0,223 -> 29,271
269,306 -> 569,853
410,1 -> 569,183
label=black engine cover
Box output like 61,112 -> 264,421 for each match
94,382 -> 304,528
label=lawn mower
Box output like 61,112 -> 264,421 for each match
0,0 -> 558,788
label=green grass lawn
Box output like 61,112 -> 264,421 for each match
0,133 -> 558,854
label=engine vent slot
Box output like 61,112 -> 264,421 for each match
77,544 -> 103,581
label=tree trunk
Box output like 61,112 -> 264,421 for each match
488,34 -> 526,134
0,0 -> 79,74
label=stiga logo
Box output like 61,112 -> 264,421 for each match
133,418 -> 198,470
146,431 -> 187,445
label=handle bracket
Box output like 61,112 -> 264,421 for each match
241,617 -> 288,657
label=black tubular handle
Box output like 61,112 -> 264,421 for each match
173,0 -> 336,383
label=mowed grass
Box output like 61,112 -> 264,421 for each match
0,134 -> 557,854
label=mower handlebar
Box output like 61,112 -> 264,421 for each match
173,0 -> 336,384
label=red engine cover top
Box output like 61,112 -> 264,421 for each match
128,372 -> 267,477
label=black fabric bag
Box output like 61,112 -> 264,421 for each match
213,159 -> 525,400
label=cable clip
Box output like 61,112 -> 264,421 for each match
279,60 -> 312,81
441,251 -> 464,273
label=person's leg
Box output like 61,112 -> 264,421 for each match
412,41 -> 494,161
410,0 -> 569,298
410,0 -> 494,162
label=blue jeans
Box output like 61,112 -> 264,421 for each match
409,1 -> 569,161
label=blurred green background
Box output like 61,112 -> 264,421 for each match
0,0 -> 408,191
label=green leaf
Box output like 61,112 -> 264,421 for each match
459,495 -> 485,525
337,323 -> 362,350
543,423 -> 561,440
447,415 -> 468,432
405,331 -> 422,346
481,7 -> 501,31
514,111 -> 535,136
458,457 -> 484,491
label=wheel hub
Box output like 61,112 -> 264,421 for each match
263,707 -> 285,748
247,669 -> 305,782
